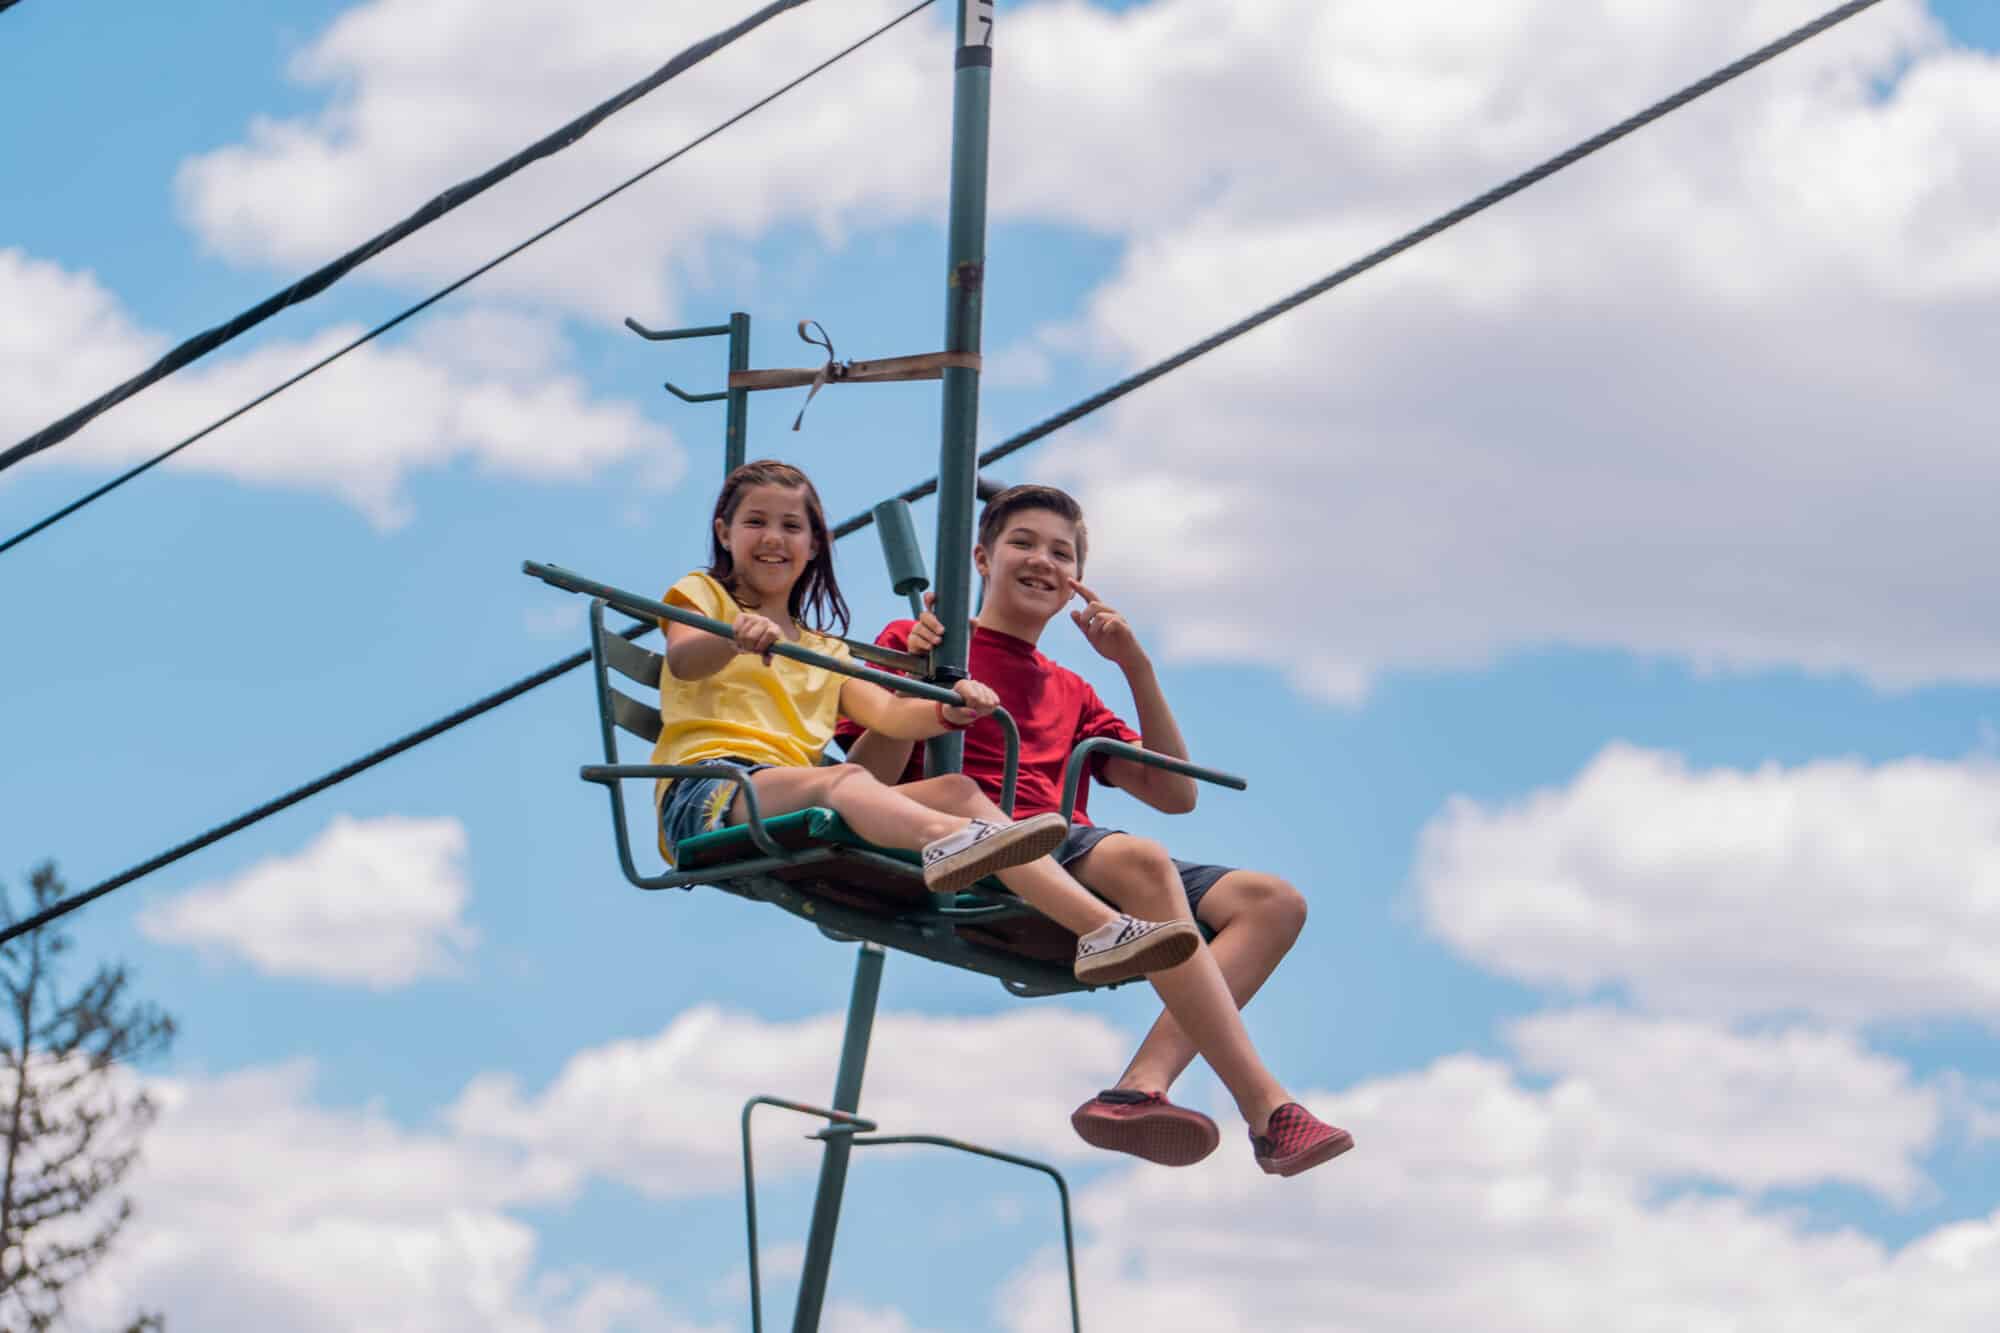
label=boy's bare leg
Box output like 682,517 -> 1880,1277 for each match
1071,836 -> 1293,1132
1106,870 -> 1307,1097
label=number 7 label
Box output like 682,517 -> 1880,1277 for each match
964,0 -> 994,47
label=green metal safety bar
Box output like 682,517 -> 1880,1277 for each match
528,561 -> 1020,811
1059,737 -> 1248,824
845,1134 -> 1081,1333
739,1095 -> 880,1333
738,1112 -> 1084,1333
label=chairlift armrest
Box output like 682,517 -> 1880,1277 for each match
580,762 -> 785,861
1058,738 -> 1247,823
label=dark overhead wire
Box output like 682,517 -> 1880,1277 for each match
2,0 -> 1886,946
0,0 -> 813,480
833,0 -> 1888,537
0,0 -> 938,560
0,624 -> 653,947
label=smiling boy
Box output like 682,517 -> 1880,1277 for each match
838,484 -> 1348,1174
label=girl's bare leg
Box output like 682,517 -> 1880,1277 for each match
728,765 -> 960,847
730,769 -> 1120,937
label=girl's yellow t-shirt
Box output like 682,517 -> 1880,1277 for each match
650,570 -> 851,810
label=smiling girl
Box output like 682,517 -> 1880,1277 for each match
652,460 -> 1199,986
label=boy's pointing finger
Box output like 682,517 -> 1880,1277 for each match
1067,577 -> 1103,604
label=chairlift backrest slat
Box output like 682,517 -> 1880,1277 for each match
610,687 -> 663,744
600,628 -> 664,688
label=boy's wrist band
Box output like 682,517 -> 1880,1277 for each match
935,701 -> 973,730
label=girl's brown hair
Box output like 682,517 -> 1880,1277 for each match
707,459 -> 851,636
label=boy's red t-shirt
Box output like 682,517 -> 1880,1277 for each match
834,622 -> 1140,825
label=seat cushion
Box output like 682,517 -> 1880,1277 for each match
676,806 -> 918,870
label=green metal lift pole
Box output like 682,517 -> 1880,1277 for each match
791,9 -> 996,1325
926,0 -> 997,780
726,311 -> 752,473
790,942 -> 887,1332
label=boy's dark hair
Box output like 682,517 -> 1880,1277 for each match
707,459 -> 851,636
976,483 -> 1088,573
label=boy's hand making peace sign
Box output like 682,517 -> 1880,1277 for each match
1069,578 -> 1146,669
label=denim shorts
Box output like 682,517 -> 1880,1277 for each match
659,759 -> 773,864
1054,824 -> 1236,917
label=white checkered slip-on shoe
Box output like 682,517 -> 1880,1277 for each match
920,812 -> 1069,893
1073,914 -> 1200,986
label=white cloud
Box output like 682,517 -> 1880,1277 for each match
69,1062 -> 720,1333
1041,2 -> 2000,697
140,814 -> 479,989
49,990 -> 1996,1332
173,0 -> 957,321
159,1 -> 2000,686
0,248 -> 666,527
1508,1008 -> 1940,1203
524,598 -> 589,638
449,1002 -> 1135,1198
1013,0 -> 1999,697
822,1302 -> 948,1333
997,1019 -> 2000,1333
1416,744 -> 2000,1025
59,1000 -> 1110,1330
1940,1073 -> 2000,1145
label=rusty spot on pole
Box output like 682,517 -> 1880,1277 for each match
952,261 -> 984,292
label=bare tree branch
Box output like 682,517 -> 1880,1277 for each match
0,863 -> 175,1331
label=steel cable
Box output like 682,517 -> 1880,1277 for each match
0,0 -> 813,480
832,0 -> 1888,536
0,624 -> 652,945
3,0 -> 1885,945
0,0 -> 938,560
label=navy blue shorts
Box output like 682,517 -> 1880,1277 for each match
1054,824 -> 1236,918
659,759 -> 774,864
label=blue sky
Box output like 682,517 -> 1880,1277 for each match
5,2 -> 2000,1329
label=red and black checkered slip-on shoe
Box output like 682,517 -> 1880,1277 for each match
1071,1089 -> 1221,1167
1250,1103 -> 1354,1178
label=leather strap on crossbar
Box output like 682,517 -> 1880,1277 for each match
733,352 -> 982,392
734,320 -> 982,429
